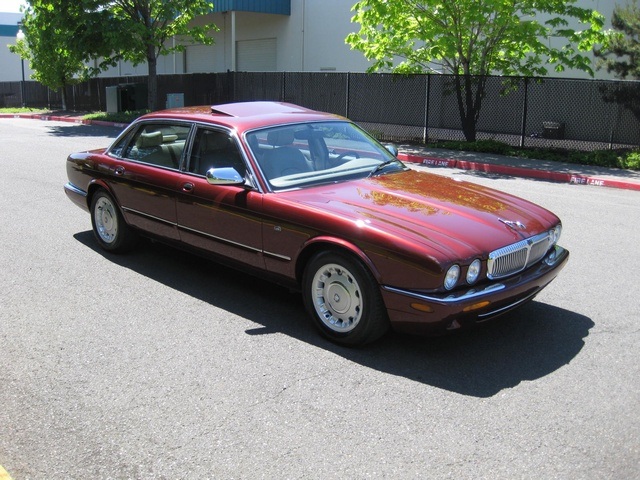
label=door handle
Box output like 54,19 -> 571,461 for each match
114,166 -> 125,176
182,182 -> 194,193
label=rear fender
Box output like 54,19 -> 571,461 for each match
87,179 -> 119,210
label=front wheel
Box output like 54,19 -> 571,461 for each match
90,190 -> 137,253
302,251 -> 389,346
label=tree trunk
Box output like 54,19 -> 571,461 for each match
147,46 -> 158,111
60,84 -> 68,111
454,75 -> 477,142
461,113 -> 477,142
454,74 -> 487,142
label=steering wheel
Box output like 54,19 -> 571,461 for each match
330,151 -> 360,167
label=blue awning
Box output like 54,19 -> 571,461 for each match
0,25 -> 20,38
213,0 -> 290,15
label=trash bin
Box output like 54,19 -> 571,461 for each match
105,86 -> 120,113
166,93 -> 184,109
542,121 -> 565,139
105,83 -> 148,113
119,83 -> 148,111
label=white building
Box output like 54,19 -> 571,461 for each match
0,11 -> 32,82
0,0 -> 627,82
99,0 -> 373,77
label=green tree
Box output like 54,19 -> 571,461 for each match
106,0 -> 217,111
9,0 -> 116,110
346,0 -> 607,141
9,0 -> 217,112
595,1 -> 640,123
596,1 -> 640,78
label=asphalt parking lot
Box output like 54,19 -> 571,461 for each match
1,118 -> 639,479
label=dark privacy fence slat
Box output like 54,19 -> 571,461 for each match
2,72 -> 637,149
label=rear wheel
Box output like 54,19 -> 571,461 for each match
303,250 -> 389,346
90,190 -> 137,252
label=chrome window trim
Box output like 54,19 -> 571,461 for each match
192,121 -> 264,193
242,119 -> 394,194
106,120 -> 194,171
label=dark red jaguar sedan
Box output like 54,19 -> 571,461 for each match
65,101 -> 568,345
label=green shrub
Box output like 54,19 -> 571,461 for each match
83,110 -> 148,124
472,140 -> 513,154
519,148 -> 568,163
426,139 -> 640,171
568,150 -> 617,168
0,107 -> 47,114
619,150 -> 640,170
432,139 -> 512,155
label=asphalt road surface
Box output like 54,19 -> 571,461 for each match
1,118 -> 638,479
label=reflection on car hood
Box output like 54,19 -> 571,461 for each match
288,170 -> 560,260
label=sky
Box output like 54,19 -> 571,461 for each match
1,0 -> 26,13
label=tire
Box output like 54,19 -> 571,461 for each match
90,190 -> 137,253
302,250 -> 389,346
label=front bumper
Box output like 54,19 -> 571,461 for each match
381,245 -> 569,335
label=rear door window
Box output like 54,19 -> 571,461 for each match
111,123 -> 191,169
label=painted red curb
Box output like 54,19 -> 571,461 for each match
0,113 -> 128,129
398,153 -> 640,192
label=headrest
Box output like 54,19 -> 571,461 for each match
267,129 -> 295,146
136,131 -> 163,148
202,132 -> 229,151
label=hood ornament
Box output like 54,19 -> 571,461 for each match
499,218 -> 527,231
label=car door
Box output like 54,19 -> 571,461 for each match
175,127 -> 265,269
106,121 -> 192,241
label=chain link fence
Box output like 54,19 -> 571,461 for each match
2,72 -> 639,150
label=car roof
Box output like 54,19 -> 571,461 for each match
138,101 -> 344,132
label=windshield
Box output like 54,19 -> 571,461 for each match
245,121 -> 406,191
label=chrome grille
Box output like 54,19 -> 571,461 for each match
487,232 -> 552,279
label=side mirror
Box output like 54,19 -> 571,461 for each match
384,144 -> 399,157
205,167 -> 245,186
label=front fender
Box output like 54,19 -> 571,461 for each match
297,235 -> 383,284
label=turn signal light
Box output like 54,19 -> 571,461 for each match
411,303 -> 434,313
463,301 -> 491,312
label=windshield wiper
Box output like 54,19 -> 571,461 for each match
368,159 -> 403,177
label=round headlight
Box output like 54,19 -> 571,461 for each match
466,259 -> 482,284
444,265 -> 460,290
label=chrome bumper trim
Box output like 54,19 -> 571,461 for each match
477,290 -> 539,319
64,182 -> 87,197
382,283 -> 506,305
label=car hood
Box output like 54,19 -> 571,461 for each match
287,169 -> 560,261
